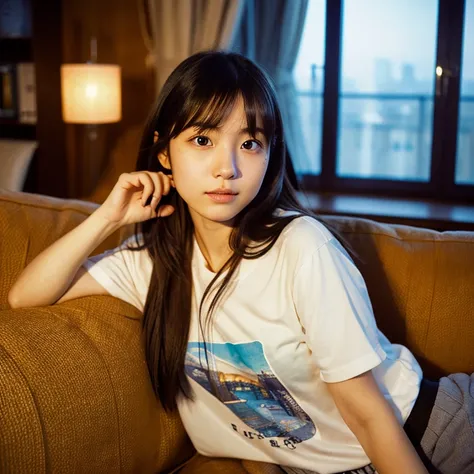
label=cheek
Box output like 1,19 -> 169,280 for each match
253,154 -> 270,182
170,162 -> 201,202
172,171 -> 194,199
167,149 -> 190,184
240,157 -> 269,197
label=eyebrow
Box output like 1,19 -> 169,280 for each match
190,122 -> 266,136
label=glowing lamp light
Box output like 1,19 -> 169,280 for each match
60,64 -> 122,124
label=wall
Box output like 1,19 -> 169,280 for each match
62,0 -> 155,201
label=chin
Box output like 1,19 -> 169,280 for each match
202,206 -> 242,224
189,202 -> 248,226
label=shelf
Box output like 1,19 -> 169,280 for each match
0,37 -> 33,63
0,118 -> 35,125
0,120 -> 36,140
298,191 -> 474,231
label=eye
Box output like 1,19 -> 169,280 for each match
241,140 -> 261,151
192,136 -> 212,147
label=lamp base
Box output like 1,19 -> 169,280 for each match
86,124 -> 98,141
82,123 -> 105,198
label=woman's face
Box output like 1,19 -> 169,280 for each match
159,97 -> 270,227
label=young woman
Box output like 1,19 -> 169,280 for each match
8,51 -> 473,474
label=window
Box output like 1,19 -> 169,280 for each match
456,0 -> 474,185
338,0 -> 438,181
296,0 -> 474,201
293,0 -> 326,175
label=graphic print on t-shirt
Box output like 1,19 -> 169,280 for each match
185,341 -> 316,442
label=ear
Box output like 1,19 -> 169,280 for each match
154,131 -> 172,170
158,150 -> 171,170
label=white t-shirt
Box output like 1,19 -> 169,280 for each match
82,215 -> 422,474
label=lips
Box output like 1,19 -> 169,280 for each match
206,189 -> 237,195
205,189 -> 238,203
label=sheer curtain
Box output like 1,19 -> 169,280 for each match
231,0 -> 310,177
146,0 -> 245,92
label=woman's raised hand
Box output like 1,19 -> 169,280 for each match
96,171 -> 175,227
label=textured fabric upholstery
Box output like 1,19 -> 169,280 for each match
176,455 -> 286,473
321,215 -> 474,379
1,189 -> 473,473
0,190 -> 194,473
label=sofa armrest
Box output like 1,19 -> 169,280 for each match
0,190 -> 134,309
0,296 -> 194,473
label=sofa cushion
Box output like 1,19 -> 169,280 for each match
0,296 -> 194,473
175,453 -> 285,473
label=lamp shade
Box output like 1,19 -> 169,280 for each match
60,64 -> 122,124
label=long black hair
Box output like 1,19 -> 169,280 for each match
130,50 -> 352,411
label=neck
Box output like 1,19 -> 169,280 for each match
192,213 -> 234,273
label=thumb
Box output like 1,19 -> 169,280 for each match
157,204 -> 175,218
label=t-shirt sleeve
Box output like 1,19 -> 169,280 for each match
81,235 -> 152,312
292,237 -> 386,383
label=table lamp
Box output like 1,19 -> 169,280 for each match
60,59 -> 122,196
60,63 -> 122,126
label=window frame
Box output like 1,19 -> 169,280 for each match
299,0 -> 474,202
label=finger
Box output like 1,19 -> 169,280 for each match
149,194 -> 161,211
159,172 -> 171,197
118,172 -> 142,190
119,172 -> 149,194
157,204 -> 175,217
147,172 -> 164,209
136,172 -> 155,207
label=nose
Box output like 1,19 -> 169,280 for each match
213,148 -> 238,180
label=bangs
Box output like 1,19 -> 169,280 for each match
165,57 -> 278,144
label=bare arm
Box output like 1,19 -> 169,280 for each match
8,210 -> 120,308
326,371 -> 428,474
8,171 -> 174,309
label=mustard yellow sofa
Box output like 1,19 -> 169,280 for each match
1,189 -> 473,474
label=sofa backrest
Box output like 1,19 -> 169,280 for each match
1,189 -> 473,378
322,214 -> 474,378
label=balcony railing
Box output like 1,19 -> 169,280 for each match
294,91 -> 474,183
